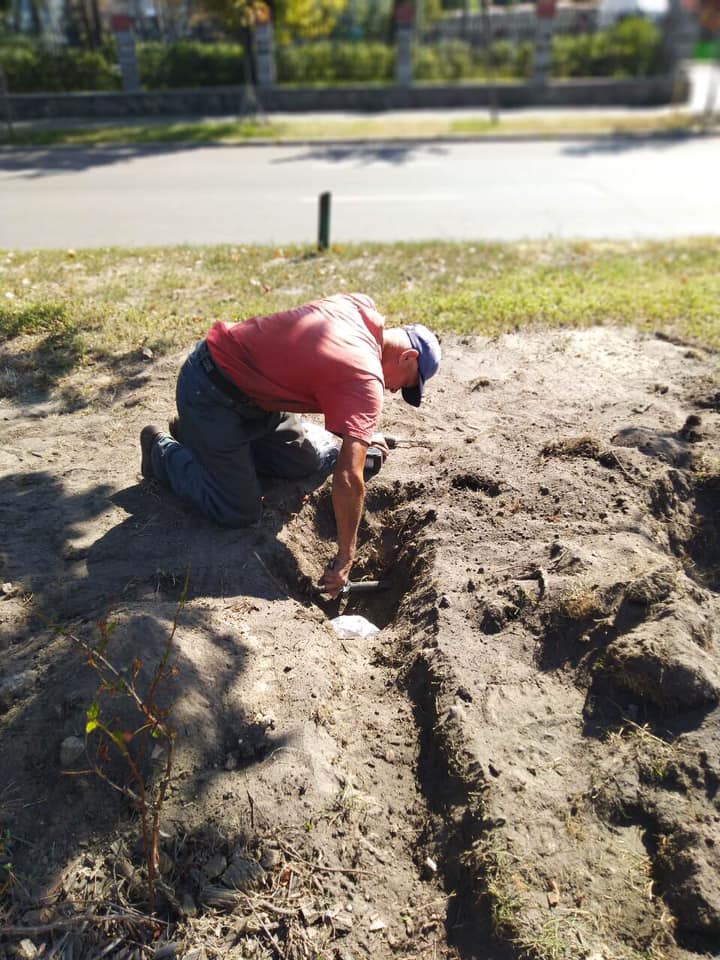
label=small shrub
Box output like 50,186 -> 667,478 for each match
414,41 -> 474,81
0,43 -> 118,93
65,584 -> 187,905
332,41 -> 394,82
277,41 -> 335,83
137,40 -> 245,88
276,40 -> 393,84
552,16 -> 667,79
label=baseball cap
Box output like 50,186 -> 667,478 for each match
402,324 -> 441,407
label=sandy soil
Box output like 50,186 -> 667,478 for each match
1,326 -> 719,960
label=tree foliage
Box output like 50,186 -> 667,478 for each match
273,0 -> 348,39
199,0 -> 268,37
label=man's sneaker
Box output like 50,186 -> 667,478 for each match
168,415 -> 184,444
140,425 -> 162,479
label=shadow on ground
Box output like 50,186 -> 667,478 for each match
271,141 -> 449,166
0,462 -> 316,908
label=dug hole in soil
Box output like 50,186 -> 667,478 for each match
1,326 -> 719,960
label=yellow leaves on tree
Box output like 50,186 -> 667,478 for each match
201,0 -> 270,35
279,0 -> 349,39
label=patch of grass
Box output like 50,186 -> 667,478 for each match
1,110 -> 716,149
451,111 -> 702,138
553,578 -> 604,622
475,827 -> 673,960
0,239 -> 717,402
0,298 -> 72,340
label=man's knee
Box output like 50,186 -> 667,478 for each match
252,436 -> 326,479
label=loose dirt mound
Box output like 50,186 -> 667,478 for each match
1,327 -> 719,960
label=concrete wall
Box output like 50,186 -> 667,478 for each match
3,75 -> 687,122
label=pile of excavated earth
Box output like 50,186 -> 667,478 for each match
0,325 -> 719,960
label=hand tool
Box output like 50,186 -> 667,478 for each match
341,579 -> 390,596
383,434 -> 432,449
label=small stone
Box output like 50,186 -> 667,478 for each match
423,856 -> 438,878
141,347 -> 154,361
1,582 -> 15,596
368,917 -> 386,932
221,857 -> 265,891
224,753 -> 238,771
22,910 -> 44,925
300,904 -> 321,925
260,846 -> 282,870
0,672 -> 35,711
180,892 -> 197,918
153,943 -> 177,959
59,736 -> 85,769
384,749 -> 396,764
327,908 -> 353,933
203,853 -> 227,880
16,940 -> 37,960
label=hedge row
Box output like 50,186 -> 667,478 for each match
0,19 -> 667,94
553,17 -> 666,78
0,44 -> 118,92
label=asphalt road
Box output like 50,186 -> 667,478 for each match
1,134 -> 719,249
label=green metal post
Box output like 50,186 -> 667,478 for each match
318,191 -> 331,250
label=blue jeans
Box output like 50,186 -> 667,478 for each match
151,340 -> 326,527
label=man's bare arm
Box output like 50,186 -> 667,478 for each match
321,435 -> 368,597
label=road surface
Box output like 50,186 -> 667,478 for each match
1,135 -> 718,249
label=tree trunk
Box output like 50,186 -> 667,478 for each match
74,0 -> 94,49
89,0 -> 103,48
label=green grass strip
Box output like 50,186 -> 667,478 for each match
0,239 -> 717,401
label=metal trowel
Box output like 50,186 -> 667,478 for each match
336,578 -> 390,615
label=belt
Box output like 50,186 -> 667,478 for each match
199,341 -> 253,406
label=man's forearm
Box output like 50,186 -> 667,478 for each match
332,470 -> 365,564
321,435 -> 369,597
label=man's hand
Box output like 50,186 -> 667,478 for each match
321,553 -> 353,598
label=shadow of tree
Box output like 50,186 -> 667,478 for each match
0,137 -> 446,180
271,141 -> 449,166
0,328 -> 85,404
561,130 -> 700,158
0,141 -> 244,179
0,332 -> 162,409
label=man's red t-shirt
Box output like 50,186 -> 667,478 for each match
206,293 -> 385,445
